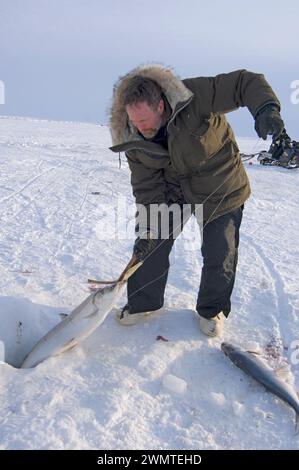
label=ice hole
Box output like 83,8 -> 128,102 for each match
0,296 -> 63,368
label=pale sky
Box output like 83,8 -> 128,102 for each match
1,0 -> 298,136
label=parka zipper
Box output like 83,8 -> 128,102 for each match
167,95 -> 194,176
167,95 -> 194,131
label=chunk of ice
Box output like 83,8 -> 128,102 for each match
162,374 -> 187,394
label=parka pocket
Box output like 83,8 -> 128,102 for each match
190,116 -> 224,160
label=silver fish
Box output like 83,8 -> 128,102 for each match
221,342 -> 299,431
20,258 -> 142,368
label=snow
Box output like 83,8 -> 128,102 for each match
162,374 -> 187,395
0,115 -> 298,450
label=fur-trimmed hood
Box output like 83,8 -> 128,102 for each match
109,64 -> 193,146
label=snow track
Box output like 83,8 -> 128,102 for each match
242,234 -> 296,360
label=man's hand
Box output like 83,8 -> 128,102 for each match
254,104 -> 284,140
133,231 -> 159,261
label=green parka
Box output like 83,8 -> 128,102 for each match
109,64 -> 280,223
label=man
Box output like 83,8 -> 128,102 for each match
109,64 -> 284,336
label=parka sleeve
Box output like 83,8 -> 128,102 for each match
126,153 -> 166,206
125,153 -> 168,235
183,69 -> 281,117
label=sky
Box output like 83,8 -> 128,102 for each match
0,0 -> 299,137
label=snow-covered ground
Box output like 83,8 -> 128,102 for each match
0,116 -> 298,450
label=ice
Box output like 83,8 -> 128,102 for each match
232,401 -> 245,417
162,374 -> 187,395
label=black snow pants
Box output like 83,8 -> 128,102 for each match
127,205 -> 244,319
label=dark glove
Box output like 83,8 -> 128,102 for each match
133,231 -> 159,261
254,104 -> 284,140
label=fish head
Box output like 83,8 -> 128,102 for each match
93,283 -> 117,298
92,258 -> 143,304
92,276 -> 130,301
221,342 -> 236,356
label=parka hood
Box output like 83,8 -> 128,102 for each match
109,63 -> 193,146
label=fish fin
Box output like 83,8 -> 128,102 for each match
83,308 -> 99,319
295,413 -> 299,435
274,365 -> 290,381
59,313 -> 68,320
66,343 -> 78,352
56,338 -> 77,355
247,350 -> 261,356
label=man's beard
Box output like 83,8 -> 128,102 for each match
141,114 -> 166,139
141,128 -> 159,139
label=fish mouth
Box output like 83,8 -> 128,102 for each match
221,342 -> 231,355
87,255 -> 143,288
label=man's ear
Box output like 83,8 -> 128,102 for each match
157,98 -> 165,115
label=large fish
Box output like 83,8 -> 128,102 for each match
221,342 -> 299,431
20,257 -> 142,368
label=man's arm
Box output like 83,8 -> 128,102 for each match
126,153 -> 166,260
184,69 -> 280,117
126,153 -> 166,207
184,69 -> 284,139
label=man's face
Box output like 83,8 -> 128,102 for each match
126,99 -> 165,139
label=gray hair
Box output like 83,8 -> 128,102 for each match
122,76 -> 163,109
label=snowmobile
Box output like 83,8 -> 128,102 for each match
241,130 -> 299,169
